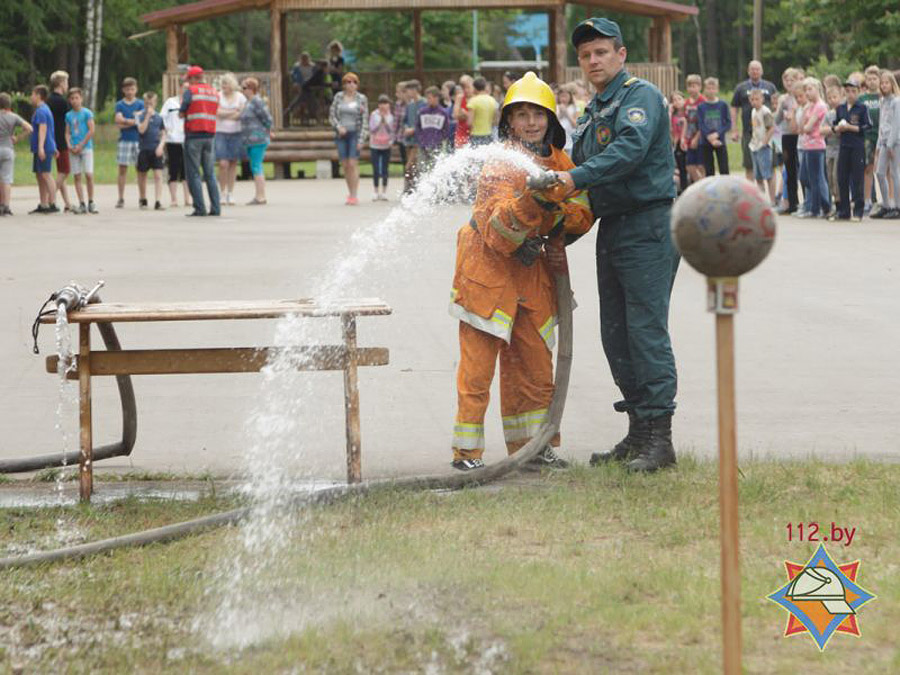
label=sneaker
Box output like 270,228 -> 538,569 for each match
185,210 -> 207,217
0,205 -> 8,216
794,211 -> 815,219
853,214 -> 863,223
345,196 -> 358,205
29,204 -> 48,215
863,203 -> 872,217
379,193 -> 389,201
869,204 -> 886,218
886,208 -> 900,219
154,201 -> 163,211
88,201 -> 98,214
46,203 -> 60,213
451,458 -> 485,471
115,199 -> 124,209
523,446 -> 570,471
226,193 -> 235,206
139,199 -> 148,210
77,203 -> 87,214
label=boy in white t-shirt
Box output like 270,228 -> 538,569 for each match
748,89 -> 776,203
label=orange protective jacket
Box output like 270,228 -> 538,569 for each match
450,145 -> 593,349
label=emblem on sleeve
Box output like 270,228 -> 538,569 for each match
626,107 -> 647,126
596,125 -> 612,146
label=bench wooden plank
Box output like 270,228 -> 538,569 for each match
47,346 -> 389,377
40,299 -> 392,324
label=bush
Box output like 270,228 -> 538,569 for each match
805,55 -> 864,82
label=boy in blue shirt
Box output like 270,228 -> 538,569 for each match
29,85 -> 58,214
65,88 -> 97,214
136,92 -> 167,210
830,78 -> 871,221
114,77 -> 145,208
697,77 -> 731,175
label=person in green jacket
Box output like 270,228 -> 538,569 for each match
553,17 -> 679,472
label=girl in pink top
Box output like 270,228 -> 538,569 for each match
797,77 -> 830,217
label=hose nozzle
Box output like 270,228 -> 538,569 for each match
526,170 -> 559,191
32,280 -> 106,353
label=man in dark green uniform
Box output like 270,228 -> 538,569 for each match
553,18 -> 679,472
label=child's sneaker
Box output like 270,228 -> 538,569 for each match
523,446 -> 570,471
139,198 -> 148,210
451,458 -> 485,471
77,203 -> 87,214
154,201 -> 163,211
88,201 -> 98,214
29,204 -> 48,215
115,199 -> 124,209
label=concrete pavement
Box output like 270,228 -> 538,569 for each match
2,178 -> 898,483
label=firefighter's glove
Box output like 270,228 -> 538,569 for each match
531,191 -> 561,213
514,237 -> 543,267
525,170 -> 559,191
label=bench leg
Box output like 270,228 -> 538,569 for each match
342,314 -> 362,483
78,323 -> 93,502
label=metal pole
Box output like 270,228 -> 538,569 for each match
752,0 -> 763,61
472,10 -> 479,72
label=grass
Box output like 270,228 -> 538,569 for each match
12,124 -> 405,187
12,123 -> 745,188
3,459 -> 896,673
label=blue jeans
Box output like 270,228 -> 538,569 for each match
370,147 -> 390,187
184,135 -> 221,215
803,149 -> 830,216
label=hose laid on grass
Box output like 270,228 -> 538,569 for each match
0,257 -> 575,570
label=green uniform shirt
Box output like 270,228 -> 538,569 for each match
859,92 -> 880,142
570,70 -> 676,218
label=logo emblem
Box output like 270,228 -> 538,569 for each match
767,544 -> 876,650
625,107 -> 647,126
596,125 -> 612,146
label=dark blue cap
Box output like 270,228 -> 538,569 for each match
572,17 -> 623,48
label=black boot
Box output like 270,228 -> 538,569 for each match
590,413 -> 648,465
626,415 -> 676,473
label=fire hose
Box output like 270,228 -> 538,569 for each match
0,282 -> 137,474
0,171 -> 576,570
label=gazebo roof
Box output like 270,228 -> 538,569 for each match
142,0 -> 697,29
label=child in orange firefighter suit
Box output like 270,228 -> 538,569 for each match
449,72 -> 593,471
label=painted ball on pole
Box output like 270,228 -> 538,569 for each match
670,176 -> 777,278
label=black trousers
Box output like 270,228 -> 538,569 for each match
702,144 -> 729,176
837,144 -> 866,218
782,134 -> 799,211
673,147 -> 688,192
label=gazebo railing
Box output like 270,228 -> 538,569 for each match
565,63 -> 681,98
163,70 -> 283,126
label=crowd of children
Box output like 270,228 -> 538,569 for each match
670,65 -> 900,221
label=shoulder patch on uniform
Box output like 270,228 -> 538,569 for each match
624,77 -> 640,87
625,107 -> 647,126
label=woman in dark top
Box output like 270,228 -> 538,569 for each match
328,41 -> 345,95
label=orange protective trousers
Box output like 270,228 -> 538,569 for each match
453,315 -> 559,461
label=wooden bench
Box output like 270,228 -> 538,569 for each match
264,128 -> 402,179
43,298 -> 392,502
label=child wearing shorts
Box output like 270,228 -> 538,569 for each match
65,88 -> 97,214
0,92 -> 33,216
136,92 -> 167,210
114,77 -> 144,208
681,74 -> 706,184
29,85 -> 58,214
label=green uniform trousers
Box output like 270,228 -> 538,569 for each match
596,202 -> 679,420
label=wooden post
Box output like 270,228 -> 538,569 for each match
166,25 -> 178,72
715,311 -> 741,674
342,314 -> 362,483
271,5 -> 282,75
177,26 -> 189,65
548,5 -> 567,85
413,10 -> 424,84
660,17 -> 672,64
78,323 -> 93,502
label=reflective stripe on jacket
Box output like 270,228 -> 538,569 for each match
185,84 -> 219,135
449,144 -> 593,349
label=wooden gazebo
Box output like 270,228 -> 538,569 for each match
142,0 -> 697,128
